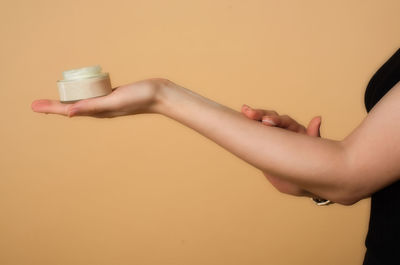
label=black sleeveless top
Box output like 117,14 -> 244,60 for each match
362,48 -> 400,265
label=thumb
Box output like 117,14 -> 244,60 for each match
306,116 -> 321,137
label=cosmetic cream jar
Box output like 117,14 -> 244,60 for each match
57,65 -> 112,103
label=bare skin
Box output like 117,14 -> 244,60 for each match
31,78 -> 400,205
240,104 -> 322,197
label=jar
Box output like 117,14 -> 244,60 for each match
57,65 -> 112,103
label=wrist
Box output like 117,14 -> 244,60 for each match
151,78 -> 179,115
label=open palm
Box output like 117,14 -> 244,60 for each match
31,78 -> 166,117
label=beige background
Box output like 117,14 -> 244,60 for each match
0,0 -> 399,264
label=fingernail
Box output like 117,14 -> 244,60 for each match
262,119 -> 276,125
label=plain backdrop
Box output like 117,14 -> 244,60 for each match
1,0 -> 399,264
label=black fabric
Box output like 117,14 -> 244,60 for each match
362,48 -> 400,265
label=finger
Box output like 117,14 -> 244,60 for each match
241,104 -> 278,120
261,115 -> 306,134
68,95 -> 116,117
261,115 -> 278,126
273,114 -> 305,133
31,99 -> 73,116
306,116 -> 322,137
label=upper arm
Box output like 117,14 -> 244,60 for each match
341,81 -> 400,204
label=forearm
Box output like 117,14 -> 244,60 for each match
153,81 -> 350,203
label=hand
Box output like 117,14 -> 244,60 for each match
241,104 -> 322,197
31,78 -> 171,117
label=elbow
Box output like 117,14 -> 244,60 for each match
313,173 -> 367,205
334,196 -> 362,206
327,185 -> 366,206
275,184 -> 365,204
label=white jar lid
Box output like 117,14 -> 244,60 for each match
61,65 -> 106,81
